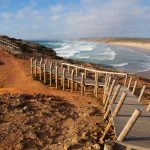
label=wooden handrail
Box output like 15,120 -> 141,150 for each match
62,62 -> 127,76
0,39 -> 21,50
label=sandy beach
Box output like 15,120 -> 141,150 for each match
108,41 -> 150,55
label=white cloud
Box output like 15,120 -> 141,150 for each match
49,4 -> 63,14
1,12 -> 12,19
0,0 -> 150,39
51,15 -> 61,21
33,25 -> 37,29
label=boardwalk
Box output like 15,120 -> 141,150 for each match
32,58 -> 149,150
110,86 -> 150,149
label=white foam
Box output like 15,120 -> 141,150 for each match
78,56 -> 90,59
54,41 -> 96,58
112,63 -> 128,67
91,49 -> 116,61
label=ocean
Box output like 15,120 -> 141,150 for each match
37,40 -> 150,73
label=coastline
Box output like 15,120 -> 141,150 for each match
81,39 -> 150,79
106,42 -> 150,79
82,39 -> 150,55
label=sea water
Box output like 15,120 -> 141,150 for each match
37,40 -> 150,73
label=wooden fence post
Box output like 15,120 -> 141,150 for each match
105,74 -> 110,91
55,60 -> 58,67
95,72 -> 98,98
67,65 -> 70,88
103,73 -> 109,103
61,63 -> 63,69
103,80 -> 116,111
84,69 -> 87,79
81,73 -> 84,95
51,60 -> 53,66
107,75 -> 112,93
39,60 -> 42,80
108,80 -> 116,97
71,70 -> 74,93
138,85 -> 146,101
103,74 -> 110,100
103,80 -> 116,108
112,92 -> 127,117
104,98 -> 110,112
124,74 -> 128,86
110,84 -> 121,104
63,68 -> 66,91
127,77 -> 132,89
35,59 -> 37,77
132,80 -> 137,95
45,59 -> 48,65
44,64 -> 46,84
55,66 -> 58,89
117,109 -> 141,142
103,106 -> 110,120
99,119 -> 112,144
49,65 -> 52,86
68,65 -> 70,73
75,83 -> 78,91
75,67 -> 78,76
31,58 -> 33,75
147,104 -> 150,111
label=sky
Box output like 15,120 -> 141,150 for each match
0,0 -> 150,40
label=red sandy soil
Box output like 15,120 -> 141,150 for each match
0,48 -> 97,98
0,48 -> 105,110
0,49 -> 110,149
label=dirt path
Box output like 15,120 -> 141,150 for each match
0,48 -> 104,109
0,48 -> 50,94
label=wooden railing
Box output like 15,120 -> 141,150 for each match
0,39 -> 22,55
62,62 -> 128,86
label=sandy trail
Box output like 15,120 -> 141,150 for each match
0,49 -> 101,106
0,49 -> 49,94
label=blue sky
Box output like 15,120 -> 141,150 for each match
0,0 -> 150,39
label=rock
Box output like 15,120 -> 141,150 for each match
48,97 -> 52,100
16,143 -> 23,149
86,146 -> 92,150
81,131 -> 88,140
92,144 -> 101,150
89,107 -> 101,116
63,144 -> 70,150
83,113 -> 89,117
23,106 -> 28,111
0,100 -> 5,105
72,136 -> 79,144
